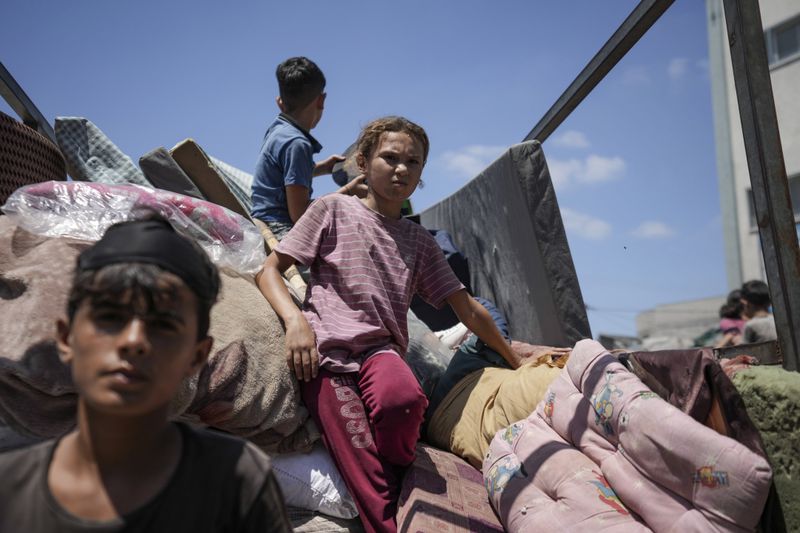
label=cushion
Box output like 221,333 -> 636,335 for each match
54,117 -> 149,186
484,339 -> 773,532
418,141 -> 590,345
170,139 -> 250,219
139,147 -> 205,200
484,417 -> 648,532
271,441 -> 358,519
397,443 -> 503,532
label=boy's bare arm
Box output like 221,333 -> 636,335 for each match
255,251 -> 318,381
313,154 -> 345,176
286,185 -> 311,224
446,289 -> 523,368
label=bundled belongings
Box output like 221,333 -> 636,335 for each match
54,117 -> 150,186
2,180 -> 265,275
0,183 -> 315,453
484,339 -> 773,532
621,348 -> 787,532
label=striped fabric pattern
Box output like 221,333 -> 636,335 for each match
54,117 -> 149,185
276,194 -> 464,372
210,156 -> 254,213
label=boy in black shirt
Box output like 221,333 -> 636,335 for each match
0,218 -> 291,532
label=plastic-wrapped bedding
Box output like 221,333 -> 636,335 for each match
1,180 -> 265,276
484,339 -> 773,532
419,141 -> 589,346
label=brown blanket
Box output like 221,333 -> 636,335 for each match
0,218 -> 315,452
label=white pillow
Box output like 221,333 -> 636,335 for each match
271,441 -> 359,519
435,322 -> 471,350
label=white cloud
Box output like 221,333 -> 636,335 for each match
582,155 -> 626,184
548,154 -> 626,189
561,208 -> 612,240
439,145 -> 506,180
631,221 -> 675,239
668,58 -> 689,80
553,130 -> 590,149
548,158 -> 582,190
621,66 -> 650,85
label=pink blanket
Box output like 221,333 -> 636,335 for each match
484,339 -> 772,532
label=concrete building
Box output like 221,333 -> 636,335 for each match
635,296 -> 725,348
707,0 -> 800,290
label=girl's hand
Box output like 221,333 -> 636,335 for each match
337,174 -> 368,198
284,315 -> 319,382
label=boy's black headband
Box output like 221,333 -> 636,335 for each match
78,219 -> 216,301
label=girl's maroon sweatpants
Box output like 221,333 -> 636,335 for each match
300,351 -> 428,533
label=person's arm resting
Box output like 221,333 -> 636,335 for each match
285,185 -> 310,224
446,289 -> 523,368
255,251 -> 318,381
313,154 -> 345,177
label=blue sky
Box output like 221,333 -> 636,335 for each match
0,0 -> 726,337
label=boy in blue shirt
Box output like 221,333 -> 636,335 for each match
252,56 -> 365,238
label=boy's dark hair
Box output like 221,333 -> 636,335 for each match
276,57 -> 326,113
356,116 -> 430,165
67,218 -> 221,339
741,280 -> 771,308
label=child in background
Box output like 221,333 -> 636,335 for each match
741,279 -> 777,343
256,116 -> 523,533
716,289 -> 746,347
0,218 -> 291,533
251,56 -> 365,239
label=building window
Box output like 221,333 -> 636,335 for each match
766,15 -> 800,67
747,175 -> 800,231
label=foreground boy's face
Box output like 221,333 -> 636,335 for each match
58,272 -> 210,417
363,132 -> 424,204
